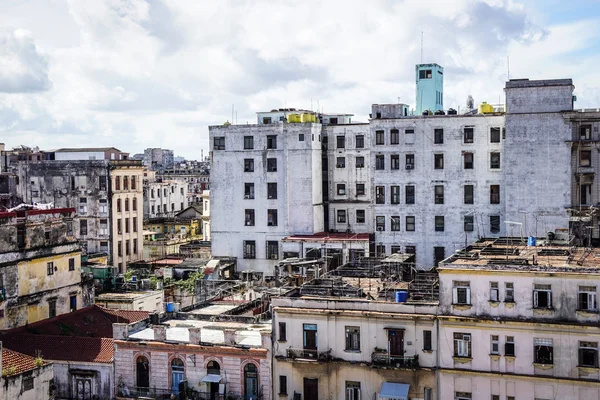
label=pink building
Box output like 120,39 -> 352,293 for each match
113,319 -> 271,400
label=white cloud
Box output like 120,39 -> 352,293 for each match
0,0 -> 598,158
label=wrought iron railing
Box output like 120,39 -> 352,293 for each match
371,353 -> 419,368
286,348 -> 331,362
117,386 -> 262,400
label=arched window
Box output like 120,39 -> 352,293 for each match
207,360 -> 220,375
136,356 -> 149,391
125,198 -> 129,211
171,358 -> 185,394
244,363 -> 258,399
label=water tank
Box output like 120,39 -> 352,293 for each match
150,312 -> 160,325
527,237 -> 537,246
434,110 -> 446,115
301,113 -> 316,123
447,108 -> 458,115
395,290 -> 408,303
166,302 -> 174,312
287,114 -> 301,123
478,102 -> 494,114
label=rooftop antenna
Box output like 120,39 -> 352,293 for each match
420,31 -> 424,63
507,55 -> 510,80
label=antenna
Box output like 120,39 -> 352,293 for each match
507,55 -> 510,80
420,31 -> 424,63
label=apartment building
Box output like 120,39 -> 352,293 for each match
437,235 -> 600,400
142,147 -> 174,171
0,207 -> 91,329
143,179 -> 188,218
11,148 -> 144,272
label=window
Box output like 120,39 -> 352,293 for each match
214,137 -> 225,150
133,198 -> 137,211
279,322 -> 287,341
490,152 -> 501,169
337,184 -> 346,195
391,154 -> 400,169
581,124 -> 592,140
69,258 -> 75,271
117,219 -> 122,234
434,128 -> 443,144
244,209 -> 255,226
346,381 -> 361,400
170,358 -> 185,394
581,150 -> 592,167
267,183 -> 277,199
376,130 -> 384,145
376,216 -> 385,231
125,218 -> 130,233
464,215 -> 474,232
435,216 -> 444,232
124,198 -> 130,212
267,158 -> 277,172
406,154 -> 415,169
279,376 -> 288,395
423,330 -> 432,351
406,216 -> 415,231
337,210 -> 347,224
453,281 -> 471,304
123,176 -> 129,190
464,152 -> 474,169
133,238 -> 138,254
355,156 -> 365,168
80,220 -> 87,236
267,209 -> 278,226
356,210 -> 365,224
356,183 -> 365,196
578,285 -> 597,311
390,129 -> 399,144
99,176 -> 107,191
70,295 -> 77,312
117,198 -> 122,212
391,245 -> 401,254
125,240 -> 130,255
406,185 -> 415,204
434,185 -> 444,204
419,69 -> 432,79
356,135 -> 364,148
375,155 -> 385,170
99,199 -> 108,215
505,282 -> 514,302
454,333 -> 472,357
490,215 -> 500,233
48,299 -> 57,318
490,127 -> 501,143
434,154 -> 444,169
534,338 -> 553,364
337,157 -> 346,168
244,159 -> 254,172
376,186 -> 385,204
464,185 -> 474,204
455,392 -> 471,400
243,240 -> 256,259
491,335 -> 500,355
464,127 -> 474,143
579,341 -> 598,367
337,135 -> 346,149
244,136 -> 254,149
490,185 -> 500,204
345,327 -> 360,351
118,240 -> 122,257
391,186 -> 400,204
267,241 -> 279,260
424,388 -> 433,400
533,284 -> 552,309
267,135 -> 277,149
490,282 -> 499,301
299,133 -> 305,141
131,176 -> 136,190
376,244 -> 386,256
115,176 -> 121,190
505,336 -> 515,356
391,216 -> 401,231
22,375 -> 34,391
491,396 -> 499,400
244,183 -> 255,199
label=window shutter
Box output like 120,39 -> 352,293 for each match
453,288 -> 458,304
533,291 -> 538,307
466,288 -> 471,304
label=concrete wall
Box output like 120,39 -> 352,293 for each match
0,364 -> 53,400
97,290 -> 163,312
52,361 -> 113,400
143,180 -> 188,218
55,151 -> 105,161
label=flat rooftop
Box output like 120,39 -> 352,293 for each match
441,236 -> 600,273
96,291 -> 162,300
188,304 -> 237,315
282,232 -> 370,242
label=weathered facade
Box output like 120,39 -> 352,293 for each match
0,207 -> 89,329
143,180 -> 189,219
0,343 -> 54,400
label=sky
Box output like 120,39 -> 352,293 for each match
1,0 -> 600,160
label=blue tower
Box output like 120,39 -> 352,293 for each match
415,63 -> 444,114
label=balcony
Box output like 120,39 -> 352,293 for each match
371,353 -> 419,369
286,348 -> 331,362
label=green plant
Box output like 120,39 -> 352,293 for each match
123,270 -> 133,281
34,356 -> 44,367
172,270 -> 204,294
2,366 -> 17,376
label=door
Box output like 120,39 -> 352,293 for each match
244,363 -> 258,400
136,356 -> 150,394
171,358 -> 185,394
303,378 -> 318,400
303,324 -> 317,358
388,329 -> 405,361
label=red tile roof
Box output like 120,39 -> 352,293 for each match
1,335 -> 114,364
1,348 -> 43,376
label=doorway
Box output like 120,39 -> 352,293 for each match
243,363 -> 258,399
303,378 -> 318,399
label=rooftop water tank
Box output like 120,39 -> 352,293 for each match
478,102 -> 494,114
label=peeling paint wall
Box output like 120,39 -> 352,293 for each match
0,364 -> 53,400
51,361 -> 113,400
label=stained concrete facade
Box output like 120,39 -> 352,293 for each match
209,122 -> 324,275
0,347 -> 54,400
143,180 -> 189,218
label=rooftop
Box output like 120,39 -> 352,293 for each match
1,347 -> 46,376
52,147 -> 122,152
1,335 -> 114,364
505,78 -> 573,88
282,232 -> 370,242
96,291 -> 163,301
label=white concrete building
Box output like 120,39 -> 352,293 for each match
209,122 -> 324,275
143,179 -> 189,219
201,190 -> 211,241
437,236 -> 600,400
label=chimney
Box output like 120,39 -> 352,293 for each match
188,327 -> 202,344
260,331 -> 271,350
224,329 -> 236,345
113,323 -> 129,340
153,325 -> 167,342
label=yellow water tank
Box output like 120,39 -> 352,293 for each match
478,102 -> 494,114
301,113 -> 316,123
287,114 -> 301,123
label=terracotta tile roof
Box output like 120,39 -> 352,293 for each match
99,307 -> 151,324
1,335 -> 113,364
1,348 -> 43,376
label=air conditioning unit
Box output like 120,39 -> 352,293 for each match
377,227 -> 384,231
463,335 -> 471,342
406,164 -> 414,170
336,164 -> 344,168
270,255 -> 278,260
244,195 -> 251,199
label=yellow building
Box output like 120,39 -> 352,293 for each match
0,207 -> 90,329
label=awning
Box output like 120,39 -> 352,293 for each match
201,374 -> 222,383
379,382 -> 410,400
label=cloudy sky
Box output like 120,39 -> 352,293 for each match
1,0 -> 599,159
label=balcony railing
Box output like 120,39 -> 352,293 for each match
286,348 -> 331,362
371,353 -> 419,368
118,386 -> 246,400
